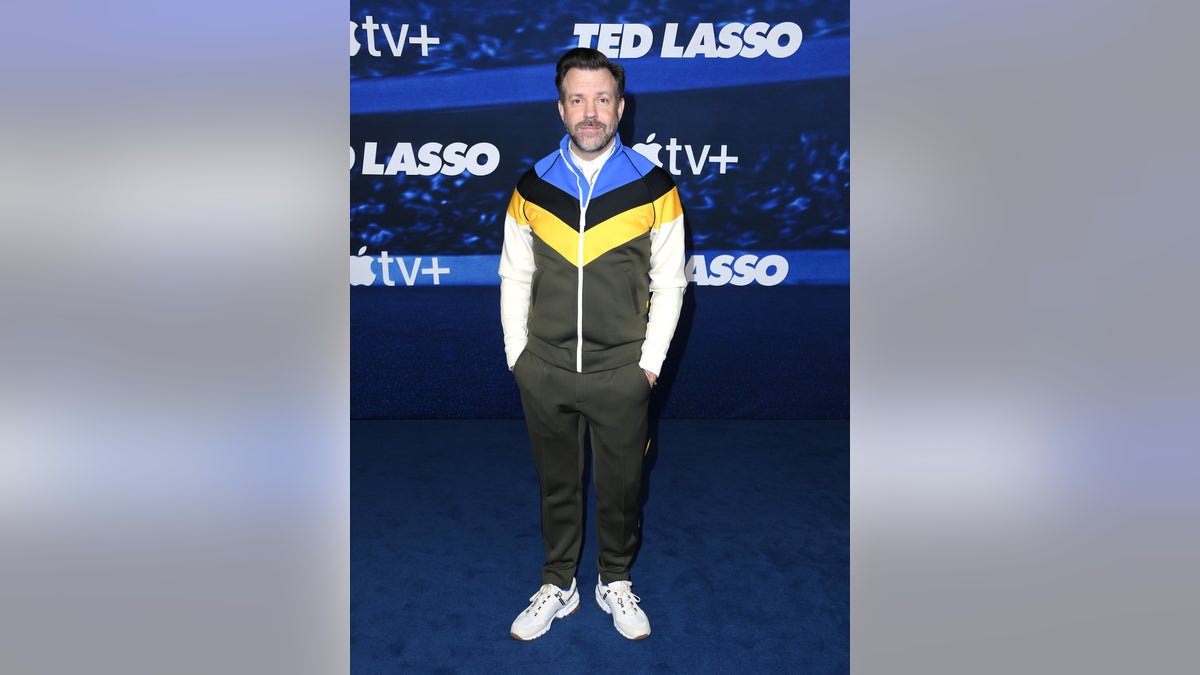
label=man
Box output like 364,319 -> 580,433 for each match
499,47 -> 687,641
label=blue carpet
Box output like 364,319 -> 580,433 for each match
352,419 -> 848,673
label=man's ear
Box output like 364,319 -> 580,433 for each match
558,99 -> 566,122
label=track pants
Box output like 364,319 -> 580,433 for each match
512,349 -> 651,588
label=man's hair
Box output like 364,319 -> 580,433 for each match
555,47 -> 625,102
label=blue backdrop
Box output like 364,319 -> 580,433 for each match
351,1 -> 849,419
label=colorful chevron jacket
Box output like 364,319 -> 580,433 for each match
499,133 -> 687,375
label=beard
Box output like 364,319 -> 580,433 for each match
567,121 -> 616,155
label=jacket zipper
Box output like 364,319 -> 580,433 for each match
565,150 -> 599,373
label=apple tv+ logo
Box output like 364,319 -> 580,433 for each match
632,133 -> 738,176
351,247 -> 450,287
350,17 -> 440,57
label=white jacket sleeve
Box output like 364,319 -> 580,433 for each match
639,211 -> 688,376
498,212 -> 534,369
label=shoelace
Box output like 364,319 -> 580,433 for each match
525,584 -> 567,616
604,581 -> 642,615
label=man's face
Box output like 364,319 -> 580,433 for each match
558,67 -> 624,160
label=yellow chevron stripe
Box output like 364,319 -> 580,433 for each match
582,209 -> 652,266
522,189 -> 681,267
505,190 -> 526,224
526,205 -> 579,264
652,187 -> 683,228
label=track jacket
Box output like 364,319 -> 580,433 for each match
499,133 -> 687,375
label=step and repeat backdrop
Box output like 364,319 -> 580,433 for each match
351,1 -> 849,419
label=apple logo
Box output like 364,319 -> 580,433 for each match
350,246 -> 376,286
632,133 -> 664,168
350,21 -> 362,57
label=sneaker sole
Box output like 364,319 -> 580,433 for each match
509,594 -> 579,641
594,589 -> 651,640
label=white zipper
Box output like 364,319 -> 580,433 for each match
576,204 -> 586,373
563,150 -> 598,373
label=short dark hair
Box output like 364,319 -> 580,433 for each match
555,47 -> 625,102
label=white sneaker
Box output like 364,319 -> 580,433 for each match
510,579 -> 579,641
594,575 -> 651,640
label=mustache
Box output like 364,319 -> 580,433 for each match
576,121 -> 605,130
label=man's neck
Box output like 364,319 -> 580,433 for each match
569,142 -> 615,187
